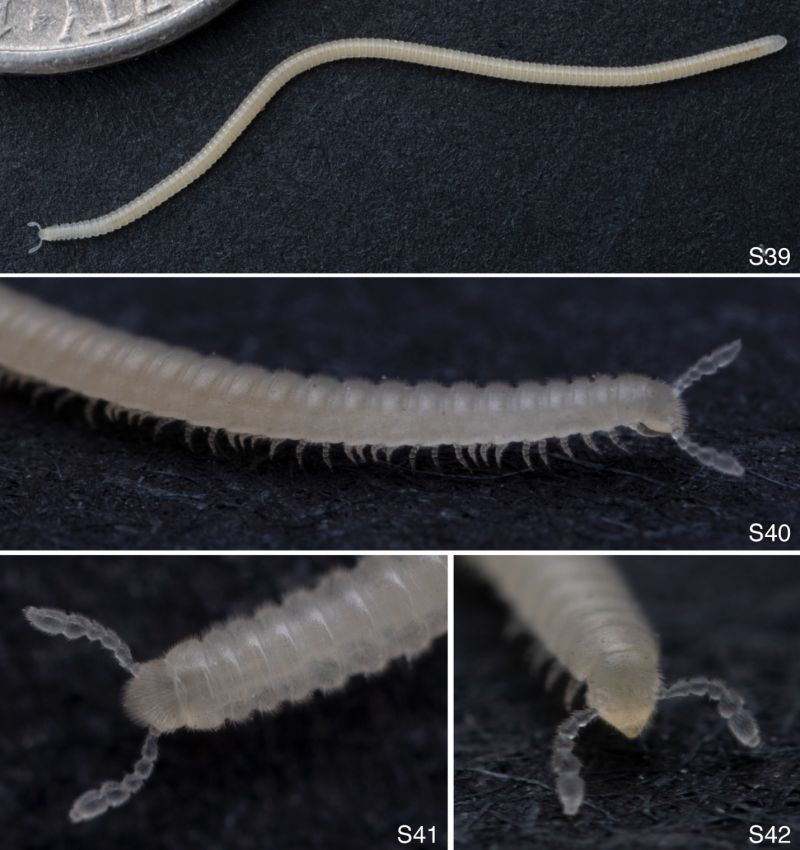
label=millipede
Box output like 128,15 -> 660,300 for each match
24,554 -> 447,822
470,555 -> 761,816
26,34 -> 786,251
0,283 -> 746,477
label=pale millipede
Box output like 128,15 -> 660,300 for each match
0,283 -> 746,477
25,34 -> 786,251
23,554 -> 447,822
470,555 -> 761,816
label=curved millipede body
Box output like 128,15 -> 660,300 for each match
26,34 -> 786,250
24,554 -> 447,822
472,555 -> 761,816
0,283 -> 746,477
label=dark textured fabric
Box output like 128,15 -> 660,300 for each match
2,556 -> 447,850
1,278 -> 798,550
1,0 -> 797,273
455,557 -> 800,850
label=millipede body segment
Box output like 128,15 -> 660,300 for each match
471,556 -> 761,816
24,555 -> 447,822
0,284 -> 746,476
26,34 -> 786,250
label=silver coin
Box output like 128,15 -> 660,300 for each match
0,0 -> 241,74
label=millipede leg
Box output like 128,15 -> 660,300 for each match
537,440 -> 549,467
527,642 -> 552,675
581,433 -> 600,454
544,658 -> 568,692
53,390 -> 79,412
495,443 -> 508,466
83,398 -> 99,427
563,678 -> 584,709
606,428 -> 629,453
522,441 -> 533,469
659,676 -> 761,747
152,417 -> 172,439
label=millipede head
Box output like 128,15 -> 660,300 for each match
585,650 -> 661,739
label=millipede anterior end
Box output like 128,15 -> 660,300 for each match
27,222 -> 43,254
476,556 -> 765,817
24,557 -> 446,823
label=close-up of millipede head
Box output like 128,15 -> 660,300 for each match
21,556 -> 448,824
471,556 -> 762,817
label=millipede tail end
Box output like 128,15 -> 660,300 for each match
764,35 -> 788,55
27,222 -> 43,254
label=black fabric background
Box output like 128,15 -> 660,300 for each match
1,0 -> 798,273
2,556 -> 447,850
455,556 -> 800,850
1,277 -> 798,550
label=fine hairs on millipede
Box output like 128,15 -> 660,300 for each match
25,34 -> 786,250
472,556 -> 761,816
0,284 -> 747,478
24,555 -> 447,822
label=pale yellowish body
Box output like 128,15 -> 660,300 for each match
28,35 -> 786,249
0,284 -> 745,476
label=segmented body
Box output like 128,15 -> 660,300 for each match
474,556 -> 661,737
29,35 -> 786,248
0,284 -> 683,467
124,555 -> 448,732
470,555 -> 762,816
